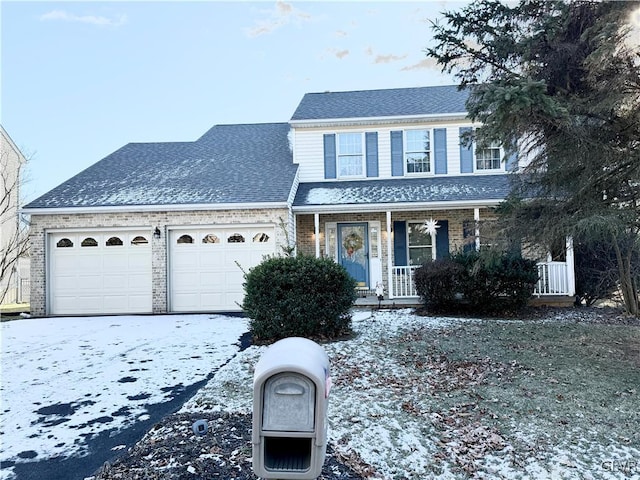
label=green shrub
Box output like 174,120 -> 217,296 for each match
494,252 -> 540,309
416,249 -> 538,314
453,249 -> 539,312
414,259 -> 464,311
242,255 -> 357,342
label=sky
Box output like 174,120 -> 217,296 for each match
0,0 -> 469,203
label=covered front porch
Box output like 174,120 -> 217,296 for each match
295,209 -> 576,301
292,176 -> 576,302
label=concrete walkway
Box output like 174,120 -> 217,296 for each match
354,295 -> 421,309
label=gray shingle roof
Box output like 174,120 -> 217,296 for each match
293,175 -> 512,208
290,85 -> 470,121
25,123 -> 297,209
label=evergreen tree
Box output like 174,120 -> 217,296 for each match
428,0 -> 640,315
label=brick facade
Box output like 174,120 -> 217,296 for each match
29,208 -> 290,317
295,208 -> 497,294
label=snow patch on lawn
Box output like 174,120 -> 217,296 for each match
0,314 -> 247,473
183,309 -> 470,478
183,309 -> 640,479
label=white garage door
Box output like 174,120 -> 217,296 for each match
169,226 -> 275,312
49,231 -> 152,315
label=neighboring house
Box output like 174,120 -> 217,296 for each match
23,86 -> 575,317
1,125 -> 30,305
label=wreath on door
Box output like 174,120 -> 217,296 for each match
343,232 -> 364,256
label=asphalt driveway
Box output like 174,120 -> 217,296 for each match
0,314 -> 249,480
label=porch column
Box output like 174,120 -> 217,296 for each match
386,211 -> 394,299
314,213 -> 320,258
474,208 -> 481,251
292,213 -> 298,256
566,236 -> 576,296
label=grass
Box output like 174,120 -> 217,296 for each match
184,309 -> 640,479
384,318 -> 640,478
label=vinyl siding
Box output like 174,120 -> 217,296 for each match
292,120 -> 479,182
293,130 -> 326,182
447,126 -> 463,176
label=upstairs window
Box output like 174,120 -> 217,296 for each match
405,129 -> 431,174
476,142 -> 501,170
337,133 -> 364,177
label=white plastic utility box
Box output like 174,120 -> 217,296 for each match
252,337 -> 331,480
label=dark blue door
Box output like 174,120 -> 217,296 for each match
338,223 -> 369,288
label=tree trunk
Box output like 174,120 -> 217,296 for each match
611,232 -> 639,317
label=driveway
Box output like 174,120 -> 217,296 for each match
0,314 -> 249,480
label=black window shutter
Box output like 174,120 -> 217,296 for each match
459,127 -> 473,173
435,220 -> 449,259
323,134 -> 336,179
434,128 -> 448,174
390,131 -> 404,177
393,221 -> 407,266
366,132 -> 379,177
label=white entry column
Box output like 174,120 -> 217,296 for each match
566,236 -> 576,296
386,211 -> 394,299
314,213 -> 320,258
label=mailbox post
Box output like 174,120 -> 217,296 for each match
252,337 -> 331,480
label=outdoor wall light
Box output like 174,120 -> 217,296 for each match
154,227 -> 161,239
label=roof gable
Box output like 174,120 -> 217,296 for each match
25,123 -> 297,210
290,85 -> 470,121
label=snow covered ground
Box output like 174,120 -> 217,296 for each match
2,310 -> 638,480
0,314 -> 248,480
184,309 -> 640,480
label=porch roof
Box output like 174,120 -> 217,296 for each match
292,175 -> 513,212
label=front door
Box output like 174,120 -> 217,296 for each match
338,223 -> 369,288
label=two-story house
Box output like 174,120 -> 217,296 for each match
289,86 -> 520,298
23,85 -> 575,317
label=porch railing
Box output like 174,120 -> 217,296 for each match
391,266 -> 419,298
19,279 -> 30,303
391,261 -> 571,299
1,279 -> 30,304
534,261 -> 569,296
